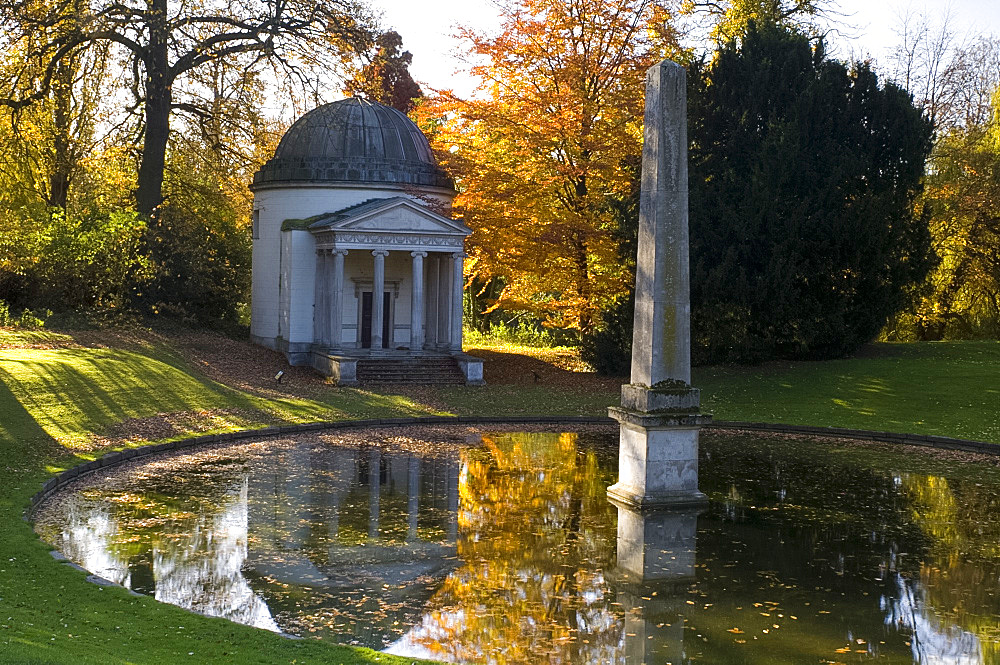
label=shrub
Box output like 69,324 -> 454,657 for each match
464,318 -> 574,348
580,293 -> 633,376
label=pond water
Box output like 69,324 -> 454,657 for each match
33,427 -> 1000,664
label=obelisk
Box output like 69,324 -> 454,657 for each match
607,60 -> 711,509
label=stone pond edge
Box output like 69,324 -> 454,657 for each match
23,415 -> 1000,593
28,415 -> 1000,517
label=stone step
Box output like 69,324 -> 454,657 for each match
360,378 -> 465,384
357,377 -> 465,384
357,366 -> 454,370
357,368 -> 463,374
355,357 -> 466,384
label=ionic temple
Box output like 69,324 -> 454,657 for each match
250,98 -> 484,385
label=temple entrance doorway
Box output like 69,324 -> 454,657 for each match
360,291 -> 391,349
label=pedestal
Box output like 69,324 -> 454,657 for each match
309,351 -> 358,386
607,385 -> 710,509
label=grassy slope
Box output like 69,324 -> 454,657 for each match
0,329 -> 997,664
0,331 -> 439,665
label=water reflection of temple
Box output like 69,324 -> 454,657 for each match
245,444 -> 462,645
248,443 -> 460,554
45,443 -> 464,645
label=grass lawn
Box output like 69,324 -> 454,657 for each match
694,341 -> 1000,443
0,327 -> 997,664
462,339 -> 1000,444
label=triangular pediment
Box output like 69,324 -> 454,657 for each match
308,196 -> 470,236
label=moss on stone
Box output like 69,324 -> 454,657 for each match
280,212 -> 331,231
650,378 -> 693,393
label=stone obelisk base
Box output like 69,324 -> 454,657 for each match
607,384 -> 711,509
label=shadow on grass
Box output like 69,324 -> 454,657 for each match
143,331 -> 442,420
466,348 -> 620,389
2,339 -> 450,456
0,348 -> 274,448
0,367 -> 58,468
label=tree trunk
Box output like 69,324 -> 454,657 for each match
135,0 -> 171,218
569,173 -> 594,333
47,59 -> 74,211
572,233 -> 593,332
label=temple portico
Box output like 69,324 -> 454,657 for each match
310,246 -> 466,354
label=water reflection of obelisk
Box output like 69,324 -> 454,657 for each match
608,59 -> 711,509
617,507 -> 698,663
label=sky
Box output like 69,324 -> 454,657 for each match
368,0 -> 1000,98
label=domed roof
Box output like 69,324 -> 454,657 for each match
252,98 -> 453,190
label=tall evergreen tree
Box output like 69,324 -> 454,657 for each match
585,24 -> 935,369
687,25 -> 934,362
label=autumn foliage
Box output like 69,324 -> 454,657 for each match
345,31 -> 423,113
418,0 -> 684,333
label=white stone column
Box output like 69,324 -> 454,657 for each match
329,250 -> 346,350
426,254 -> 439,348
437,254 -> 450,349
371,250 -> 388,350
314,250 -> 328,346
410,251 -> 427,352
450,252 -> 465,351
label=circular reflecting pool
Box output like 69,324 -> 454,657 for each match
33,426 -> 1000,664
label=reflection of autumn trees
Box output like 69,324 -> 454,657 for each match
418,432 -> 621,663
901,473 -> 1000,658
